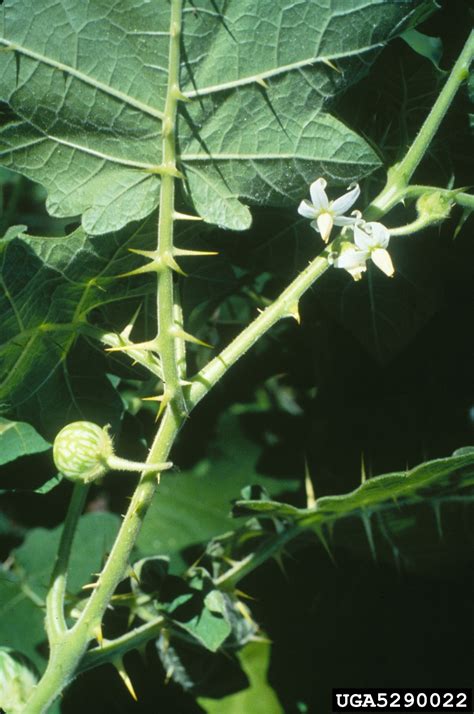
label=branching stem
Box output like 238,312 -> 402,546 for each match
365,29 -> 473,220
188,247 -> 331,408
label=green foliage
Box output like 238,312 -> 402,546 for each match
198,641 -> 284,714
15,512 -> 120,597
132,560 -> 235,652
0,576 -> 45,669
136,411 -> 300,571
0,417 -> 50,466
0,513 -> 120,668
0,223 -> 152,431
0,0 -> 431,234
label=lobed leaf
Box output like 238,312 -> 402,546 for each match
0,0 -> 434,233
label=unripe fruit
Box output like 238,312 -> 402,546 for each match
53,421 -> 113,483
53,421 -> 173,484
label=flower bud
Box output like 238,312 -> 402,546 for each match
416,191 -> 452,224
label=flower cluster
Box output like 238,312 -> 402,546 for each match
298,178 -> 394,280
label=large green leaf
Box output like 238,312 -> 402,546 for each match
0,0 -> 432,234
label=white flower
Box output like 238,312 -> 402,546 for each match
330,219 -> 394,280
298,177 -> 360,242
330,241 -> 369,281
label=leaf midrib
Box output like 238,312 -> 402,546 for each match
182,43 -> 384,99
181,152 -> 379,164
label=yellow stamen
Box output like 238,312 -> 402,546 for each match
316,212 -> 333,243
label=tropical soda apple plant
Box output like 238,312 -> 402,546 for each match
0,1 -> 473,712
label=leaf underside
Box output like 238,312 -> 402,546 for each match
0,0 -> 431,233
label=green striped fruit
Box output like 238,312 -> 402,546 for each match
53,421 -> 113,483
0,647 -> 38,713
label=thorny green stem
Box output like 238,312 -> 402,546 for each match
156,0 -> 187,420
81,324 -> 164,379
365,29 -> 474,220
24,21 -> 474,714
216,525 -> 303,590
23,2 -> 185,711
188,248 -> 331,408
79,617 -> 165,673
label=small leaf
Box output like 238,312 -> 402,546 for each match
401,29 -> 443,69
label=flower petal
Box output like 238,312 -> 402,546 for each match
366,221 -> 390,248
297,199 -> 317,219
353,223 -> 376,251
309,178 -> 329,210
371,248 -> 394,276
333,215 -> 358,227
331,182 -> 360,215
317,212 -> 333,242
